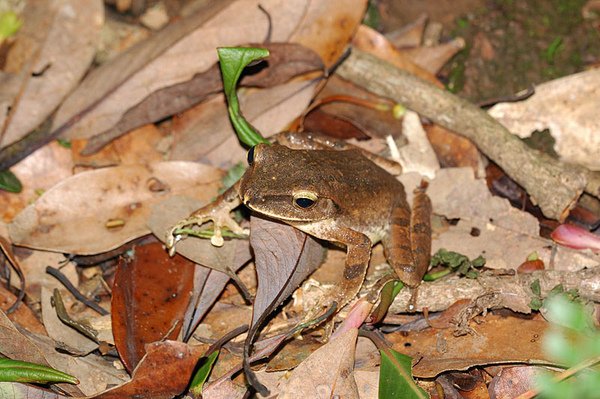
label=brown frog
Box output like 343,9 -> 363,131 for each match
167,132 -> 431,308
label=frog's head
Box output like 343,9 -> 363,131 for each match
239,143 -> 340,223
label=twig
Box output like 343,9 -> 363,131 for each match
46,266 -> 109,315
0,236 -> 26,314
336,48 -> 588,221
513,355 -> 600,399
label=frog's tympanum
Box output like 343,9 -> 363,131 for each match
167,132 -> 431,309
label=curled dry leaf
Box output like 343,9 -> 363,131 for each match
8,162 -> 223,254
279,328 -> 360,399
250,215 -> 325,326
488,68 -> 600,171
425,167 -> 600,271
91,341 -> 206,399
0,0 -> 103,147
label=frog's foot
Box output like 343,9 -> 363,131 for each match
166,211 -> 248,255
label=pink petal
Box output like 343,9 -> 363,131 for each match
551,224 -> 600,253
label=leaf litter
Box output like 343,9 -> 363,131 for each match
1,1 -> 600,398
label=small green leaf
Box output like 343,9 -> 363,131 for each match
56,138 -> 72,149
217,47 -> 270,147
0,358 -> 79,384
0,170 -> 22,193
220,162 -> 246,192
0,11 -> 22,40
530,279 -> 542,296
189,350 -> 219,396
379,349 -> 428,399
529,297 -> 543,311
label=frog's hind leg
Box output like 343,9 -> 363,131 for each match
382,183 -> 432,288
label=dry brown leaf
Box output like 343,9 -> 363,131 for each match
302,75 -> 400,140
147,196 -> 252,339
24,332 -> 128,396
169,81 -> 318,168
488,68 -> 600,171
0,310 -> 85,396
352,24 -> 442,87
250,215 -> 325,326
279,328 -> 360,398
112,242 -> 194,372
0,383 -> 71,398
41,287 -> 98,356
0,141 -> 73,222
390,314 -> 549,378
82,42 -> 323,153
9,162 -> 223,254
423,168 -> 600,271
400,37 -> 466,74
488,366 -> 551,399
91,341 -> 207,399
385,14 -> 427,48
0,0 -> 103,147
53,0 -> 318,141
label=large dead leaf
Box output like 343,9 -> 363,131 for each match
91,341 -> 207,399
279,328 -> 360,398
82,42 -> 324,153
112,242 -> 194,372
0,0 -> 103,147
488,68 -> 600,171
8,162 -> 223,254
422,167 -> 600,271
250,216 -> 325,327
391,314 -> 550,378
53,0 -> 366,143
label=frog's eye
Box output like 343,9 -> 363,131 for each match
247,146 -> 256,165
293,192 -> 318,209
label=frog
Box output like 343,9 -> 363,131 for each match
166,131 -> 432,309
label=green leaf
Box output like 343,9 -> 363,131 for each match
189,350 -> 219,396
217,47 -> 270,147
0,358 -> 79,384
530,279 -> 542,296
0,170 -> 22,193
379,349 -> 428,399
0,11 -> 22,40
220,162 -> 246,192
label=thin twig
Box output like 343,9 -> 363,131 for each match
46,266 -> 109,315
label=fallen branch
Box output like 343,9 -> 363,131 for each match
337,48 -> 588,221
387,268 -> 600,314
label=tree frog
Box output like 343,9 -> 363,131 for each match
167,132 -> 432,308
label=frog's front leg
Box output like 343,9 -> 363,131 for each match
166,181 -> 247,254
325,228 -> 373,310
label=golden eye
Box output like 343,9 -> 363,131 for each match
293,192 -> 318,209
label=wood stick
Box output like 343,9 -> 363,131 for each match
337,48 -> 588,221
